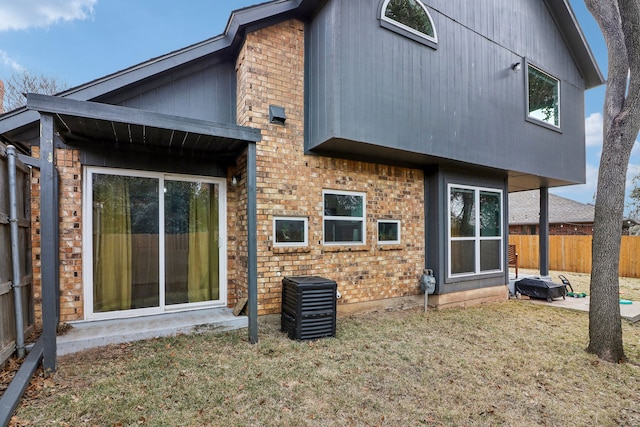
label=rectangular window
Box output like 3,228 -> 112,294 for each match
527,64 -> 560,128
378,220 -> 401,244
273,217 -> 308,247
448,184 -> 503,277
323,190 -> 366,244
84,168 -> 226,319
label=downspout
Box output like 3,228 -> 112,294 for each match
7,145 -> 25,358
247,142 -> 258,344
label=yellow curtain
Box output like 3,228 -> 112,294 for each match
94,176 -> 132,312
187,184 -> 219,302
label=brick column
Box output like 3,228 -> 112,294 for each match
31,146 -> 83,325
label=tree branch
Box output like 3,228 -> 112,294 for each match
585,0 -> 628,135
619,0 -> 640,131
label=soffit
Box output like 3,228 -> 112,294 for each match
25,94 -> 260,157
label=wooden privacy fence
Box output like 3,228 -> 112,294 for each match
0,143 -> 33,366
509,235 -> 640,278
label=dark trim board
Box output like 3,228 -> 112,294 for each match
0,338 -> 44,426
78,143 -> 229,177
26,94 -> 261,143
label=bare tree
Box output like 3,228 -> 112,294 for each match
2,71 -> 67,113
584,0 -> 640,362
627,173 -> 640,221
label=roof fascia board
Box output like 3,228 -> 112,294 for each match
2,0 -> 305,133
25,93 -> 261,142
543,0 -> 604,89
68,0 -> 302,102
60,34 -> 233,103
68,0 -> 304,102
0,109 -> 38,134
225,0 -> 303,36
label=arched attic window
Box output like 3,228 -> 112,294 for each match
380,0 -> 438,48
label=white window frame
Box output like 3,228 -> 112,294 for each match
82,166 -> 227,320
380,0 -> 438,45
377,219 -> 401,244
273,216 -> 308,247
447,184 -> 503,278
322,189 -> 366,246
526,63 -> 561,129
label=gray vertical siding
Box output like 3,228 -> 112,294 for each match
102,59 -> 237,124
306,0 -> 587,185
424,165 -> 510,291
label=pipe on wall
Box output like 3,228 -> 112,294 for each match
7,145 -> 25,358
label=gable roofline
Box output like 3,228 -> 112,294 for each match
544,0 -> 604,89
1,0 -> 316,134
64,0 -> 311,100
1,0 -> 602,135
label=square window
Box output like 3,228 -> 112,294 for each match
527,65 -> 560,128
378,220 -> 401,244
450,240 -> 475,275
273,217 -> 308,247
480,240 -> 501,271
323,190 -> 366,244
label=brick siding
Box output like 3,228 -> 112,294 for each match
234,20 -> 426,315
30,18 -> 428,324
31,146 -> 83,324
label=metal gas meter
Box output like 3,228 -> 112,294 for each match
419,269 -> 436,294
419,268 -> 436,312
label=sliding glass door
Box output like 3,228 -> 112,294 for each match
85,168 -> 226,318
164,180 -> 220,305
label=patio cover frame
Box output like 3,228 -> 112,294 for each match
25,93 -> 261,371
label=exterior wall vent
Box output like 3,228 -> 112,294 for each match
269,105 -> 286,125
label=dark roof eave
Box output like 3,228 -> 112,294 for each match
2,0 -> 603,137
544,0 -> 604,89
1,0 -> 308,133
25,93 -> 261,144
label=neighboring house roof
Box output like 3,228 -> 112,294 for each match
509,190 -> 595,225
0,0 -> 602,136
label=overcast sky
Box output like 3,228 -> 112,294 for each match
0,0 -> 638,212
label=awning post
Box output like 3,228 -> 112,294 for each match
39,113 -> 59,373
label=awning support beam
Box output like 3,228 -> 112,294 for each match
40,113 -> 59,373
26,93 -> 260,143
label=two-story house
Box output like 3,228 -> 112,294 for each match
0,0 -> 602,346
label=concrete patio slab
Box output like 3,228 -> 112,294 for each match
526,295 -> 640,323
56,308 -> 248,356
